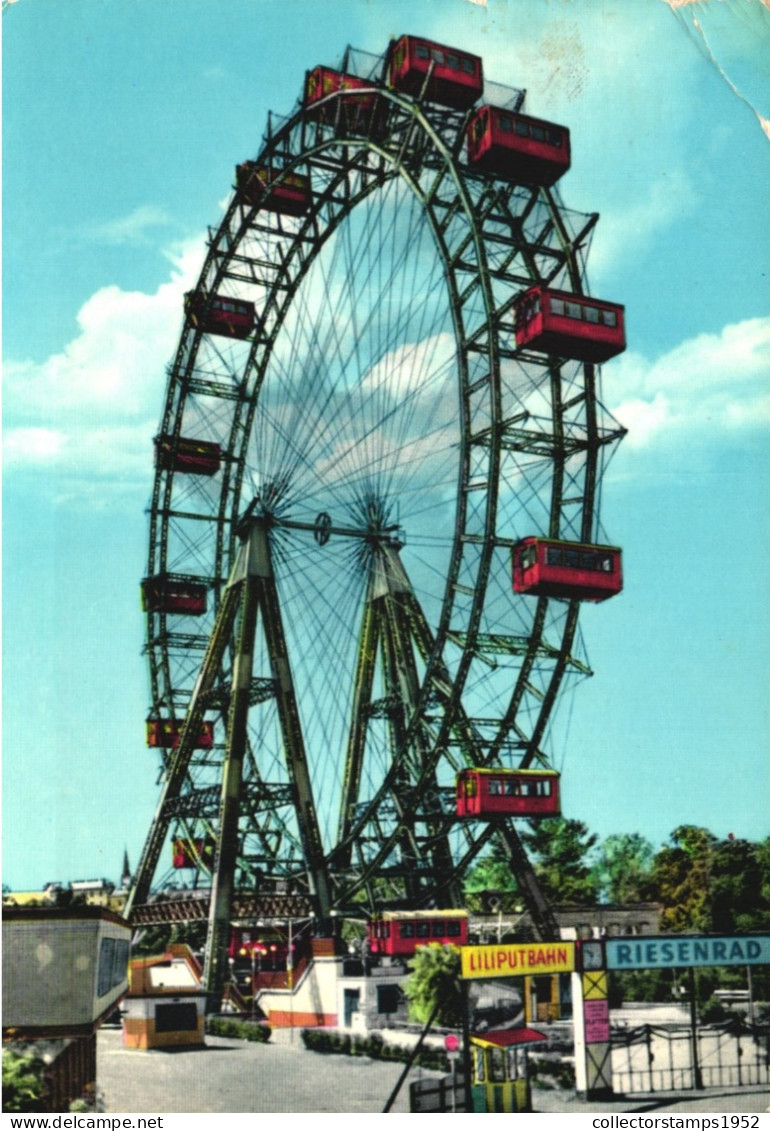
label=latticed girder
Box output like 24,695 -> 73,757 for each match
448,630 -> 593,673
337,543 -> 462,906
330,543 -> 563,916
162,780 -> 295,821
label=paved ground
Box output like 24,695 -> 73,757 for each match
98,1027 -> 435,1113
97,1027 -> 770,1114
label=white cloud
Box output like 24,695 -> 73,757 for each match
3,428 -> 68,464
3,238 -> 205,490
611,393 -> 672,448
80,205 -> 172,246
605,315 -> 770,449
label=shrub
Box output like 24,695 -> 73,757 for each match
206,1016 -> 271,1043
2,1048 -> 47,1113
699,997 -> 728,1025
529,1054 -> 575,1091
299,1028 -> 450,1072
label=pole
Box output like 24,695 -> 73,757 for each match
381,997 -> 441,1113
461,980 -> 474,1113
747,965 -> 755,1027
287,919 -> 294,1042
688,967 -> 703,1090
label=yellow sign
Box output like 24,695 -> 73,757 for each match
461,942 -> 575,979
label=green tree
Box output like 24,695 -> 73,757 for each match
591,832 -> 655,904
131,919 -> 208,957
403,944 -> 463,1028
131,922 -> 173,956
2,1048 -> 47,1113
521,818 -> 598,905
463,838 -> 521,912
709,835 -> 770,934
650,825 -> 716,932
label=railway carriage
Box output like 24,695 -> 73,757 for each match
368,910 -> 469,957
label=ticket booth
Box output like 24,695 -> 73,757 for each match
469,1027 -> 547,1112
122,944 -> 205,1049
2,907 -> 131,1111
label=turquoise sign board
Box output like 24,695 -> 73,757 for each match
606,936 -> 770,971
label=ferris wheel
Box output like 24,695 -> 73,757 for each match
127,37 -> 625,947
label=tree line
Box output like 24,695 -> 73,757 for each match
465,821 -> 770,937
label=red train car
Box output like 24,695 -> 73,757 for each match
456,768 -> 560,820
512,285 -> 626,364
304,67 -> 387,135
172,837 -> 215,869
368,910 -> 469,957
141,576 -> 208,616
512,537 -> 622,602
467,106 -> 570,186
389,35 -> 483,110
184,291 -> 255,340
236,161 -> 312,217
146,718 -> 215,750
155,436 -> 222,476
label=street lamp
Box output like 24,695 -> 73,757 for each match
287,919 -> 294,990
285,919 -> 296,1041
249,948 -> 257,1018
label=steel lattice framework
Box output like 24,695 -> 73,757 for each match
126,43 -> 625,995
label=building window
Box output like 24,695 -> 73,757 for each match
377,984 -> 400,1014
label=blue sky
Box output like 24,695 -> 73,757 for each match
3,0 -> 769,891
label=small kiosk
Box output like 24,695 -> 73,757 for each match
469,1027 -> 547,1112
122,944 -> 205,1049
2,906 -> 131,1111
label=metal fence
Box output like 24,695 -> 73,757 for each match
611,1019 -> 770,1094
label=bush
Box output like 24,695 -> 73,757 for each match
299,1028 -> 451,1071
2,1048 -> 47,1113
699,997 -> 728,1024
206,1016 -> 271,1043
529,1053 -> 575,1091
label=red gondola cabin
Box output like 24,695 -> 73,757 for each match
467,106 -> 570,186
155,436 -> 222,476
389,35 -> 483,110
304,67 -> 387,136
146,718 -> 215,750
368,910 -> 469,958
184,291 -> 255,340
513,285 -> 626,364
141,576 -> 208,616
456,768 -> 560,820
512,537 -> 622,602
236,162 -> 312,217
172,837 -> 215,869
